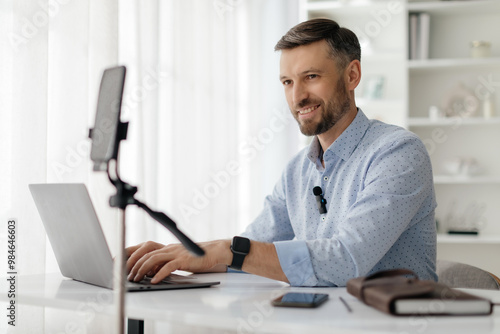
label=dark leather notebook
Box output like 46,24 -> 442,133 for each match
347,269 -> 493,316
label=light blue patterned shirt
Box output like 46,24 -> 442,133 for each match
242,109 -> 437,287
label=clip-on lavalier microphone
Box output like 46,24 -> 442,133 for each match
313,186 -> 327,214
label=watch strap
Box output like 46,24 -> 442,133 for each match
230,249 -> 246,271
230,237 -> 250,271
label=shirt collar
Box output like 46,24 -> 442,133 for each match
307,137 -> 323,168
306,108 -> 370,165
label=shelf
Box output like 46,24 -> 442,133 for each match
437,234 -> 500,244
408,57 -> 500,71
408,0 -> 500,16
434,175 -> 500,185
409,117 -> 500,127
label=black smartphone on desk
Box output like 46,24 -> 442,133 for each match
271,292 -> 329,308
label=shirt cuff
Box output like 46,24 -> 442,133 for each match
274,240 -> 318,286
227,267 -> 247,273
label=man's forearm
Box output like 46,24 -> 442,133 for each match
242,240 -> 290,283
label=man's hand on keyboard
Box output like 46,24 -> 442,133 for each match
126,240 -> 231,284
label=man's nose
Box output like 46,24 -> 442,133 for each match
292,82 -> 308,107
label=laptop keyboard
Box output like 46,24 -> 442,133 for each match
133,273 -> 196,286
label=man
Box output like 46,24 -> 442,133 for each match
126,18 -> 437,287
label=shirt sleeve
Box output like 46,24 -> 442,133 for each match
240,170 -> 304,283
274,240 -> 317,286
240,173 -> 295,243
276,136 -> 435,287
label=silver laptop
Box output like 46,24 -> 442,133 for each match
29,183 -> 219,291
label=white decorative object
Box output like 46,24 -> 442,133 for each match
428,105 -> 442,121
441,82 -> 479,118
443,157 -> 484,177
470,41 -> 492,58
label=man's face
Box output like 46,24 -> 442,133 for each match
279,40 -> 352,136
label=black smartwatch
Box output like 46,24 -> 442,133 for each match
230,236 -> 251,271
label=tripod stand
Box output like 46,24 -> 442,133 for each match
89,66 -> 204,333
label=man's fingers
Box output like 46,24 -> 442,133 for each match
130,252 -> 172,282
146,265 -> 160,277
128,249 -> 155,280
125,242 -> 193,283
126,241 -> 163,272
125,243 -> 142,258
126,248 -> 147,273
151,261 -> 178,284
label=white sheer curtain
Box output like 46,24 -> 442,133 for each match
118,0 -> 300,247
2,0 -> 119,333
1,0 -> 298,332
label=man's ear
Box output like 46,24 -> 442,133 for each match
345,60 -> 361,91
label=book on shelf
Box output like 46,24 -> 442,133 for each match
347,269 -> 493,316
409,12 -> 430,60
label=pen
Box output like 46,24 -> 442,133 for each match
339,296 -> 352,313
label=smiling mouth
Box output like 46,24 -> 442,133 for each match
298,104 -> 320,115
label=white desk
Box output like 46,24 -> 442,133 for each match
1,272 -> 500,333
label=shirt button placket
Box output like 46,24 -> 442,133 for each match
318,175 -> 327,222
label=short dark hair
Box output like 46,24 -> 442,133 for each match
274,18 -> 361,70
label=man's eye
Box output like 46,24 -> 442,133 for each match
282,80 -> 292,86
307,74 -> 317,79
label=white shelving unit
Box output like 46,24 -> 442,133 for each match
433,175 -> 500,185
409,57 -> 500,71
408,117 -> 500,127
301,0 -> 500,274
407,0 -> 500,15
437,234 -> 500,244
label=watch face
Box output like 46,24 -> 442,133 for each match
233,237 -> 250,253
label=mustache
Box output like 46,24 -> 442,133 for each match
295,98 -> 321,110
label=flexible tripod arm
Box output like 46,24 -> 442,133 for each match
107,173 -> 205,257
133,199 -> 205,256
